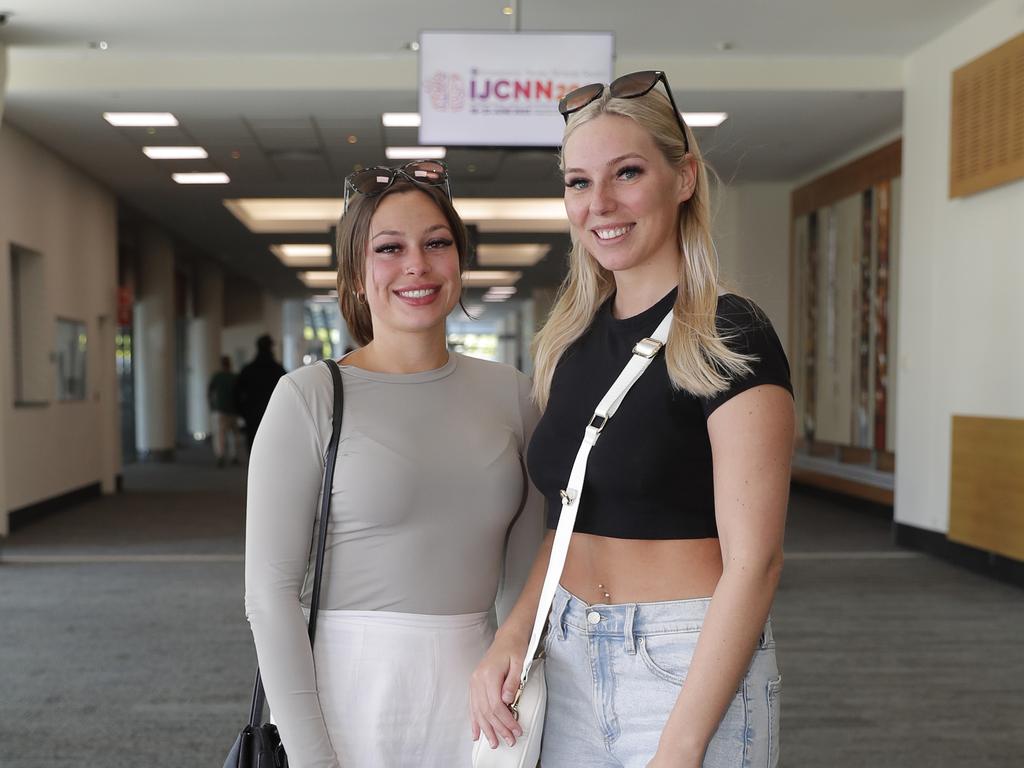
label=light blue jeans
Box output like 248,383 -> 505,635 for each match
540,586 -> 781,768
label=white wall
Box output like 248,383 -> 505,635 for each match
0,125 -> 119,533
713,182 -> 792,354
896,0 -> 1024,533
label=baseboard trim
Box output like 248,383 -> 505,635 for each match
8,483 -> 103,533
895,522 -> 1024,589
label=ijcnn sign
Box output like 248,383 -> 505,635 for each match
418,31 -> 614,147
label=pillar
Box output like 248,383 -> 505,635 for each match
133,226 -> 176,460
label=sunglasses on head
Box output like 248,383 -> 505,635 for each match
558,70 -> 689,154
343,160 -> 451,213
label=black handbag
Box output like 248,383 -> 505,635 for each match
224,358 -> 344,768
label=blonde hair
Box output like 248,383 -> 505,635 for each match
335,181 -> 469,346
532,89 -> 755,409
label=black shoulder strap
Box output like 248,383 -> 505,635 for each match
249,357 -> 344,727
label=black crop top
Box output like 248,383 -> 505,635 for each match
526,290 -> 793,540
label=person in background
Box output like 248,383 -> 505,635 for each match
470,71 -> 794,768
233,334 -> 286,452
207,355 -> 240,467
243,161 -> 543,767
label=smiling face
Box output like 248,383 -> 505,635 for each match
360,189 -> 462,342
562,113 -> 694,280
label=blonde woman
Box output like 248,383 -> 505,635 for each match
245,164 -> 543,767
469,72 -> 794,767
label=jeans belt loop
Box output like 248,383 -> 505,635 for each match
623,603 -> 637,655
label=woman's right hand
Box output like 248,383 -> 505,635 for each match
469,631 -> 527,750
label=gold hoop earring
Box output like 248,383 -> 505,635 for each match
354,290 -> 366,304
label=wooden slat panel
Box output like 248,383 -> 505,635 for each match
950,31 -> 1024,198
791,140 -> 902,217
949,415 -> 1024,561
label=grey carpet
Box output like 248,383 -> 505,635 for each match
0,448 -> 1021,766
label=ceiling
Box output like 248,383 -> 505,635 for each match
0,0 -> 992,301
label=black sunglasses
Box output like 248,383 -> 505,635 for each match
343,160 -> 451,213
558,70 -> 689,154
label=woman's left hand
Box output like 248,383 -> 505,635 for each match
645,750 -> 701,768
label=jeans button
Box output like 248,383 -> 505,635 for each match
587,611 -> 601,625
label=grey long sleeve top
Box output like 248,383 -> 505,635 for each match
244,353 -> 544,768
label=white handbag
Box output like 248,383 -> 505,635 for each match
472,311 -> 673,768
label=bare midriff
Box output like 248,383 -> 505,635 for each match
559,532 -> 724,605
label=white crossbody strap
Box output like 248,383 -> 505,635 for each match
512,310 -> 673,710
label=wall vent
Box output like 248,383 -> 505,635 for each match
950,31 -> 1024,198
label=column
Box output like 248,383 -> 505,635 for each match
133,226 -> 176,460
186,261 -> 224,438
0,43 -> 7,127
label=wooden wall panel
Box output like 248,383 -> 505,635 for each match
950,31 -> 1024,198
792,140 -> 902,217
949,415 -> 1024,561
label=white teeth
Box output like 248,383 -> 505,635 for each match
595,225 -> 632,240
397,288 -> 437,298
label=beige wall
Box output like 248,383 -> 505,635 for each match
712,182 -> 792,355
0,125 -> 119,533
896,0 -> 1024,534
0,43 -> 7,126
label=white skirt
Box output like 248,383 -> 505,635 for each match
310,608 -> 493,767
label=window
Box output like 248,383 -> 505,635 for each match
55,318 -> 87,401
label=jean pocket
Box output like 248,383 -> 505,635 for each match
766,674 -> 782,767
636,632 -> 696,686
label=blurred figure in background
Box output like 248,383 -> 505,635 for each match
234,334 -> 287,452
208,355 -> 241,467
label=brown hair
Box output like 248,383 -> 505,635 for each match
335,181 -> 469,346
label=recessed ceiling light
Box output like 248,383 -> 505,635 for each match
89,41 -> 109,51
143,146 -> 208,160
403,41 -> 420,52
103,112 -> 179,127
270,244 -> 333,267
682,112 -> 728,128
382,113 -> 422,128
385,146 -> 446,160
462,270 -> 522,287
224,197 -> 567,234
476,243 -> 550,267
502,6 -> 514,15
299,271 -> 338,288
346,135 -> 358,144
172,172 -> 230,184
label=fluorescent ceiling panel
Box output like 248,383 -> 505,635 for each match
104,112 -> 179,127
682,112 -> 728,127
475,243 -> 551,267
224,197 -> 567,234
143,146 -> 208,159
270,244 -> 333,268
462,270 -> 522,287
382,113 -> 422,127
299,271 -> 338,288
385,146 -> 446,160
173,172 -> 230,184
